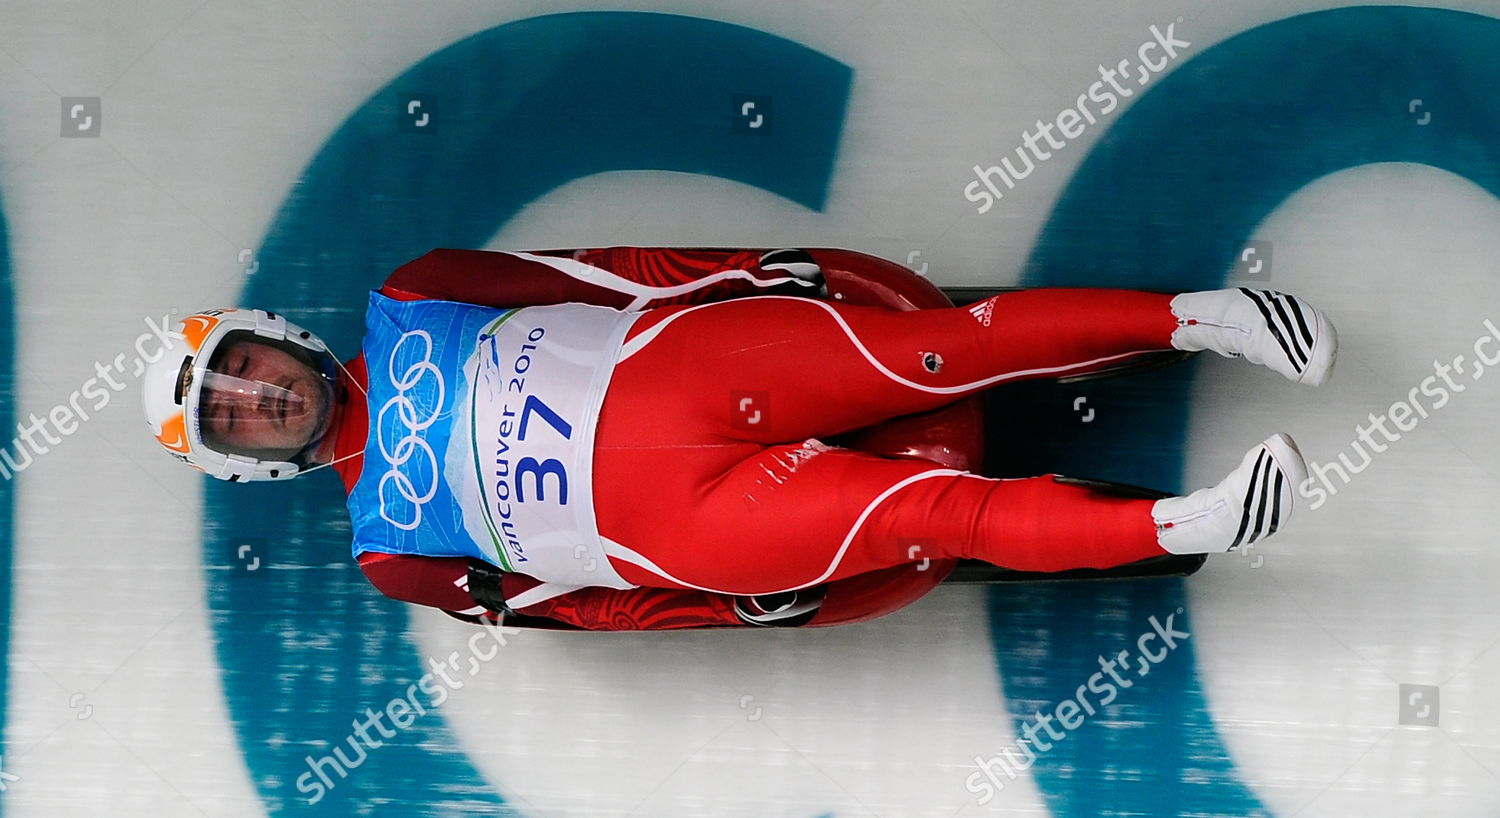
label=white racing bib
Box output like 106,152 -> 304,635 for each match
453,303 -> 639,587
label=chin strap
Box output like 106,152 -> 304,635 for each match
290,353 -> 370,478
332,354 -> 369,399
291,448 -> 363,478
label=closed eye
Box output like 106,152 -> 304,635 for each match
204,394 -> 237,439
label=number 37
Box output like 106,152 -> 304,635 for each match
515,394 -> 571,504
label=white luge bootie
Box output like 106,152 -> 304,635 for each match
1170,288 -> 1337,386
1152,433 -> 1309,555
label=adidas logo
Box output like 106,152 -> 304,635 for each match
967,298 -> 995,327
1238,288 -> 1315,377
1230,448 -> 1284,550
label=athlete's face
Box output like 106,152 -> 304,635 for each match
200,340 -> 330,457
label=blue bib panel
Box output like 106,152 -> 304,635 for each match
347,292 -> 637,588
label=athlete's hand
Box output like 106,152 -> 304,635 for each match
759,249 -> 826,297
733,586 -> 826,627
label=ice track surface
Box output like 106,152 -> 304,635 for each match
1,1 -> 1499,816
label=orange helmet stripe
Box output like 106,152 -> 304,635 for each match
179,314 -> 221,353
155,411 -> 191,454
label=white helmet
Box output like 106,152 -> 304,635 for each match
142,308 -> 341,482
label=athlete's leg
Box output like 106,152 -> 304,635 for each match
597,315 -> 1168,594
596,297 -> 1311,594
599,440 -> 1167,595
618,290 -> 1179,443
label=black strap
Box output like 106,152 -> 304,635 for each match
463,559 -> 586,630
464,559 -> 511,615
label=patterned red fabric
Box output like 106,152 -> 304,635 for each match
499,574 -> 740,630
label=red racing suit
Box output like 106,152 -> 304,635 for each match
331,248 -> 1180,629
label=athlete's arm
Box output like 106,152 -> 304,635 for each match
498,573 -> 744,630
378,247 -> 822,311
356,551 -> 746,630
357,552 -> 485,615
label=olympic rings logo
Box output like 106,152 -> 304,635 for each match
376,330 -> 445,530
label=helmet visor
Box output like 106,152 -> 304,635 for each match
197,333 -> 336,463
